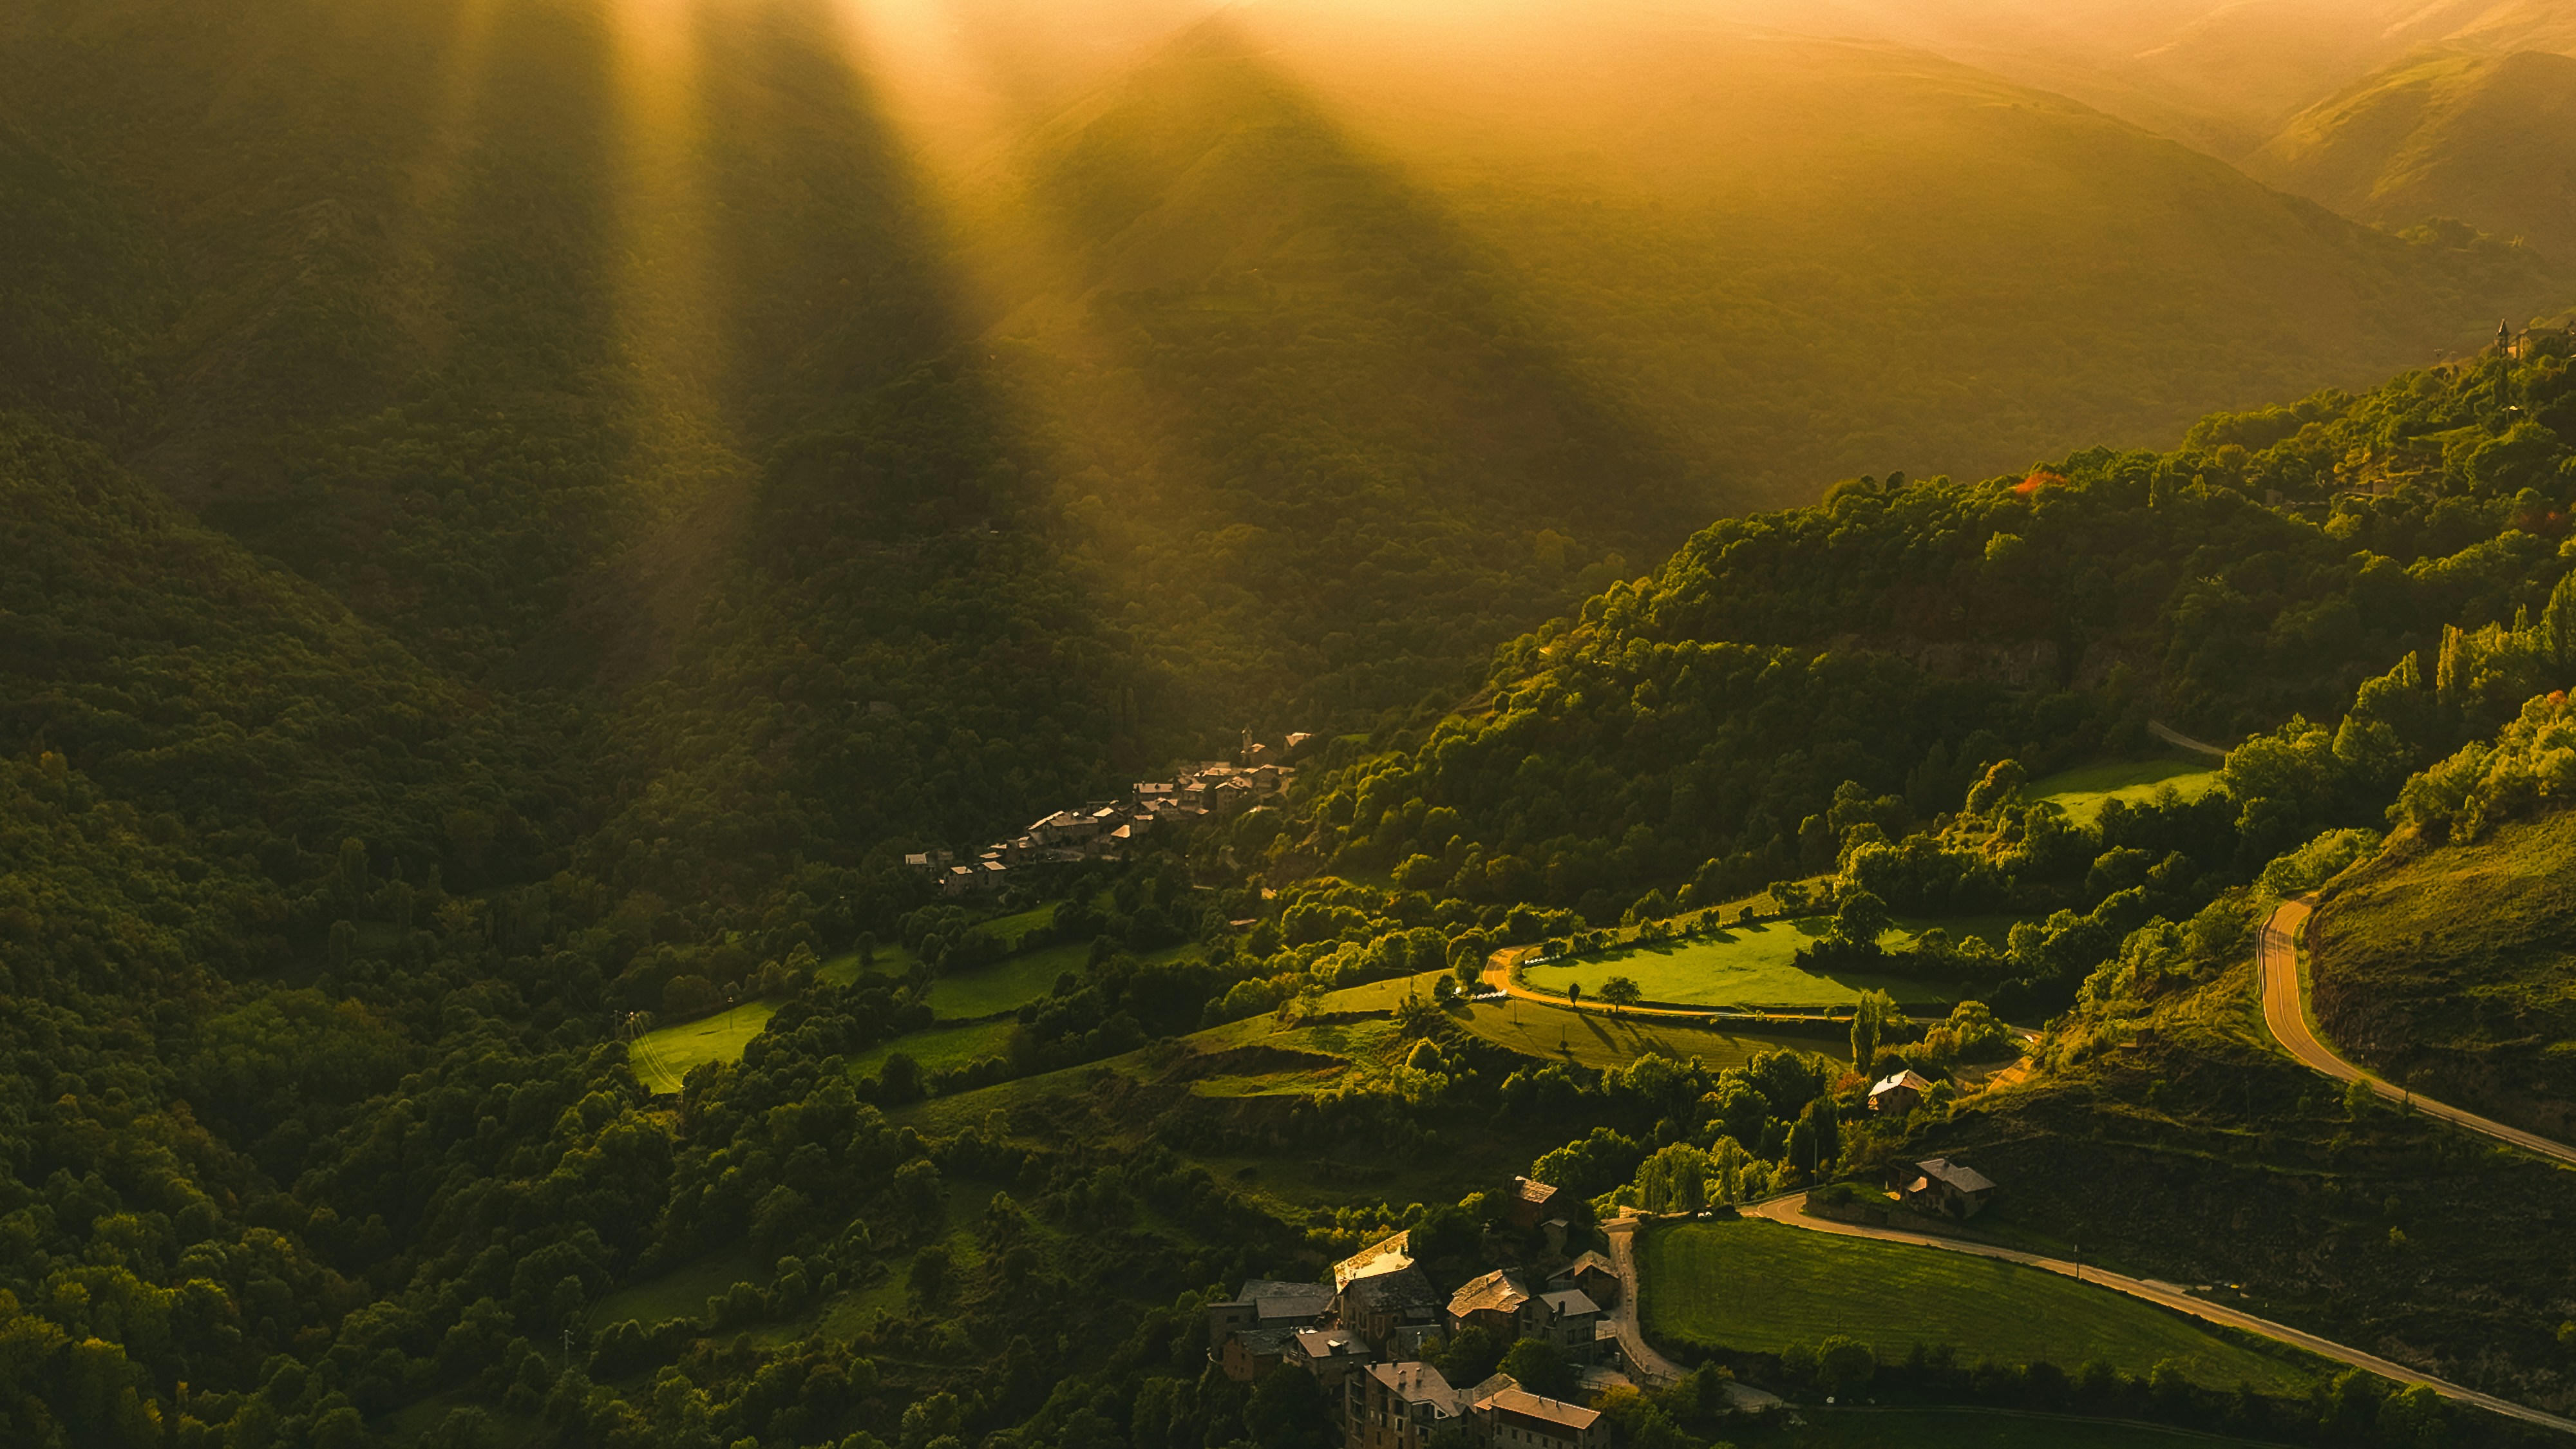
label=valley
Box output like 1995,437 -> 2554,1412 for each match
4,2 -> 2576,1448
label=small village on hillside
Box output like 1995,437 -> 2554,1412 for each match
1207,1176 -> 1624,1449
907,733 -> 1314,896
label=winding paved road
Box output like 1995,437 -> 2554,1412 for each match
2257,896 -> 2576,1167
1602,1216 -> 1781,1411
1730,1195 -> 2576,1435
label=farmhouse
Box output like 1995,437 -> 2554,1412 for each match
1893,1157 -> 1995,1218
1869,1069 -> 1934,1113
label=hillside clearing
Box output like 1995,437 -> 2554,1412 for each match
629,1001 -> 779,1094
2031,760 -> 2222,825
1521,916 -> 2018,1009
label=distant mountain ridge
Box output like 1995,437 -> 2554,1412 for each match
2249,47 -> 2576,262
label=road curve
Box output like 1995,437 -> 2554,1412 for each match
1602,1217 -> 1781,1411
1732,1195 -> 2576,1435
2258,897 -> 2576,1168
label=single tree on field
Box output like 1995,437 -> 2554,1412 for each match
1599,976 -> 1642,1015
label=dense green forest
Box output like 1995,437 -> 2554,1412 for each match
6,0 -> 2576,1444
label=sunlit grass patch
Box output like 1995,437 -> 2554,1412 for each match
2031,759 -> 2221,825
629,999 -> 779,1094
1452,992 -> 1850,1070
1521,922 -> 1994,1009
846,1018 -> 1020,1077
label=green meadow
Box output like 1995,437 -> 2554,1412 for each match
2029,760 -> 2222,825
629,1001 -> 780,1094
1641,1220 -> 2319,1395
1521,915 -> 2023,1010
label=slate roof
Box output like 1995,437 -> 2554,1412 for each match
1236,1278 -> 1336,1323
1342,1263 -> 1443,1318
1448,1269 -> 1533,1319
1333,1230 -> 1414,1291
1483,1388 -> 1602,1431
1296,1327 -> 1370,1361
1917,1157 -> 1995,1193
1871,1069 -> 1934,1097
1231,1327 -> 1300,1358
1365,1361 -> 1461,1412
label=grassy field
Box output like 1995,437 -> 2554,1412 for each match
1640,1220 -> 2319,1394
1734,1409 -> 2289,1448
589,1244 -> 761,1329
926,940 -> 1084,1019
2312,816 -> 2576,1133
629,1001 -> 779,1094
1452,992 -> 1848,1070
2029,760 -> 2221,825
847,1018 -> 1021,1076
928,937 -> 1203,1020
1520,917 -> 2011,1009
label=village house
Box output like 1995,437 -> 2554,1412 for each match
1298,1327 -> 1374,1421
1535,1289 -> 1605,1359
1892,1157 -> 1995,1218
1334,1233 -> 1444,1356
1348,1362 -> 1461,1449
1220,1327 -> 1301,1381
1466,1383 -> 1607,1449
1445,1269 -> 1537,1338
1546,1251 -> 1618,1309
1506,1176 -> 1560,1230
1868,1069 -> 1935,1113
1206,1278 -> 1336,1349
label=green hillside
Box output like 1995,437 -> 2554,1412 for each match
2308,692 -> 2576,1138
1021,9 -> 2571,509
2312,813 -> 2576,1139
2249,48 -> 2576,263
1266,338 -> 2576,948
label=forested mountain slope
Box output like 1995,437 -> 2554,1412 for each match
2248,48 -> 2576,263
1046,5 -> 2568,504
1272,338 -> 2576,934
